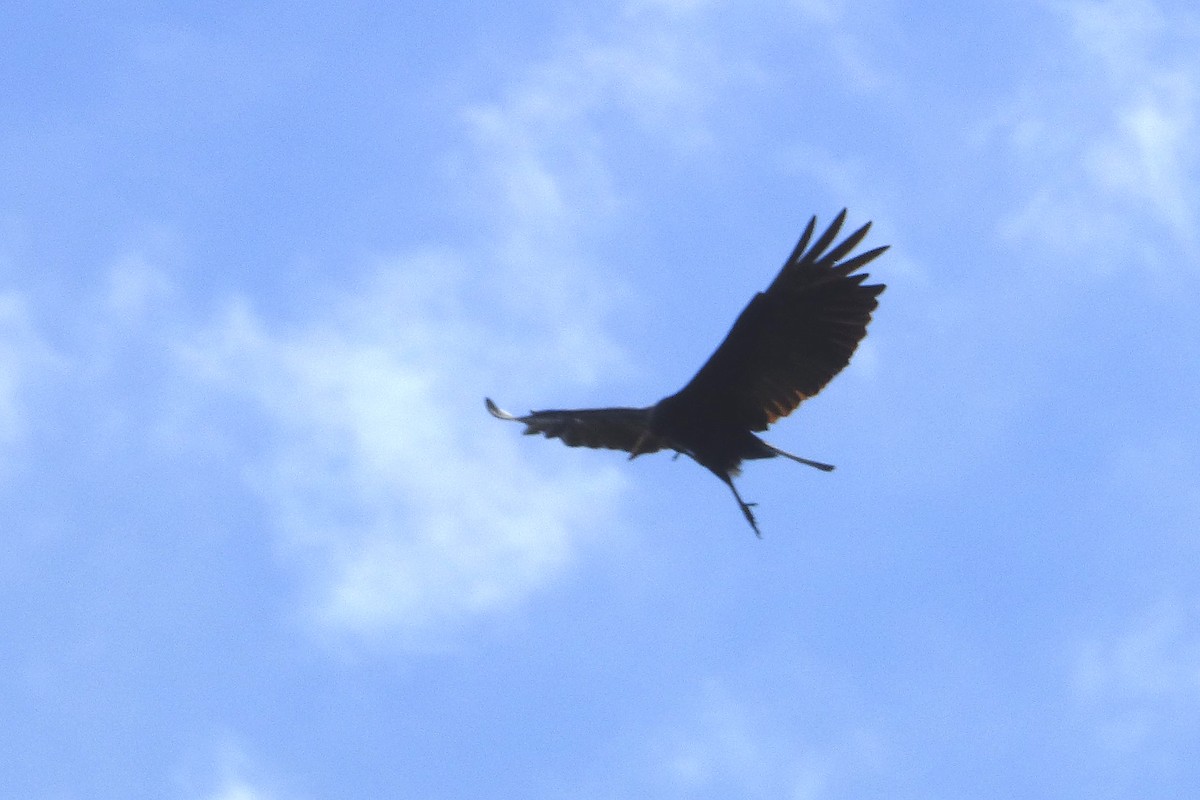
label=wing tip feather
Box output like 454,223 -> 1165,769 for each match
485,397 -> 517,421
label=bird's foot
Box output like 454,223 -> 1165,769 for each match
740,502 -> 761,538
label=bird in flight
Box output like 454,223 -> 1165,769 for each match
487,210 -> 886,536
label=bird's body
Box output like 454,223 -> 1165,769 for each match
487,210 -> 886,536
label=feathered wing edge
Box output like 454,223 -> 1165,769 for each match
485,397 -> 521,422
668,210 -> 887,433
770,209 -> 888,292
485,398 -> 667,456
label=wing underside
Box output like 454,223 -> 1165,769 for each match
486,398 -> 667,455
668,210 -> 886,432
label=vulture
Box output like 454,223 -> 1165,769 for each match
487,210 -> 886,536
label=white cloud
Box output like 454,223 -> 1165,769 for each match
458,7 -> 724,227
170,11 -> 750,644
998,0 -> 1200,264
206,780 -> 274,800
0,291 -> 57,450
627,0 -> 716,14
181,256 -> 625,644
1084,86 -> 1196,235
652,682 -> 829,798
630,679 -> 888,799
1061,0 -> 1170,73
1073,598 -> 1200,751
179,742 -> 289,800
167,0 -> 918,644
105,252 -> 176,323
790,0 -> 889,92
0,296 -> 30,443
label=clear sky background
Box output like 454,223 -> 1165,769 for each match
3,1 -> 1199,798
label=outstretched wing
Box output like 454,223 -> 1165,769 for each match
666,210 -> 886,432
486,398 -> 668,455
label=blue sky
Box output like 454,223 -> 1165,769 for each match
3,0 -> 1200,797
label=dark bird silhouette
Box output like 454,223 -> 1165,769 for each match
487,210 -> 886,536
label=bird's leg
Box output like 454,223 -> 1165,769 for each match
761,440 -> 835,472
723,478 -> 761,538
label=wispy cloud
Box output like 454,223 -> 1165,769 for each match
650,681 -> 830,798
611,678 -> 889,799
788,0 -> 891,92
180,258 -> 625,645
0,291 -> 57,452
179,741 -> 288,800
104,252 -> 177,324
174,13 -> 736,644
0,295 -> 31,444
997,0 -> 1200,266
1073,597 -> 1200,752
205,781 -> 275,800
